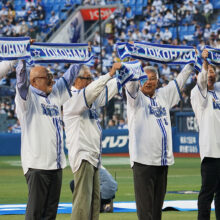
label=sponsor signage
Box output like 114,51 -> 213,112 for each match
80,8 -> 116,21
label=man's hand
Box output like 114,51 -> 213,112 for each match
109,62 -> 122,77
30,39 -> 35,45
202,49 -> 209,71
202,49 -> 208,59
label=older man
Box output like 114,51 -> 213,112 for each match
15,60 -> 81,219
125,63 -> 194,220
191,50 -> 220,220
63,63 -> 121,220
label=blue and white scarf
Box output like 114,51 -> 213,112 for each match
116,41 -> 203,72
30,42 -> 93,64
0,37 -> 30,61
116,60 -> 147,93
205,46 -> 220,66
0,37 -> 93,64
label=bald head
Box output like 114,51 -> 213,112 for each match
30,65 -> 54,94
30,66 -> 49,85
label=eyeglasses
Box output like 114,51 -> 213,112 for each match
34,73 -> 53,81
78,76 -> 93,81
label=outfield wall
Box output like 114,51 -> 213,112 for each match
0,112 -> 200,156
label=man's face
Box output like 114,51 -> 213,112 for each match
207,65 -> 216,89
75,70 -> 93,89
31,68 -> 55,95
141,71 -> 158,97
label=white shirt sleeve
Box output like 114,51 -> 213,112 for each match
0,60 -> 18,79
53,77 -> 71,106
63,89 -> 88,116
197,67 -> 208,98
125,80 -> 139,99
94,78 -> 118,107
84,73 -> 113,107
190,67 -> 209,113
15,86 -> 32,117
160,63 -> 194,108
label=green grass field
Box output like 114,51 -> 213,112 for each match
0,156 -> 216,219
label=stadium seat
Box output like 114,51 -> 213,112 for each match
53,5 -> 60,13
128,0 -> 135,6
135,5 -> 143,15
139,21 -> 145,31
136,0 -> 143,5
74,0 -> 82,4
122,0 -> 129,7
187,25 -> 195,34
143,0 -> 148,6
212,0 -> 220,9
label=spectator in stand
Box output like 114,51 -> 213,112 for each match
3,20 -> 13,37
193,9 -> 206,27
20,20 -> 29,36
117,118 -> 128,130
194,25 -> 203,41
12,22 -> 21,37
25,0 -> 35,10
161,64 -> 171,78
143,21 -> 150,32
161,27 -> 172,43
178,3 -> 188,19
198,39 -> 206,52
163,9 -> 175,27
141,29 -> 152,42
127,19 -> 137,33
105,39 -> 114,55
125,7 -> 134,22
203,0 -> 213,24
48,11 -> 59,28
187,1 -> 196,15
142,4 -> 152,20
94,31 -> 101,44
0,7 -> 8,17
28,21 -> 38,39
196,0 -> 204,15
152,0 -> 162,13
132,29 -> 142,41
155,13 -> 164,28
204,23 -> 212,42
16,6 -> 27,21
154,27 -> 163,40
179,89 -> 192,109
184,10 -> 193,25
114,16 -> 127,37
154,34 -> 162,44
8,119 -> 21,134
107,119 -> 117,129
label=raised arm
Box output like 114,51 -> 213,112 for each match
0,60 -> 18,79
16,60 -> 29,100
197,50 -> 209,93
85,63 -> 122,106
175,63 -> 194,90
62,64 -> 82,88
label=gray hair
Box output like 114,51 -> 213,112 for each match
78,65 -> 91,77
143,66 -> 159,79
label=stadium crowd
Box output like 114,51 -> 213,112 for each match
0,0 -> 220,133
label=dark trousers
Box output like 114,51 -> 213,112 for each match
25,168 -> 62,220
133,162 -> 168,220
198,157 -> 220,220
